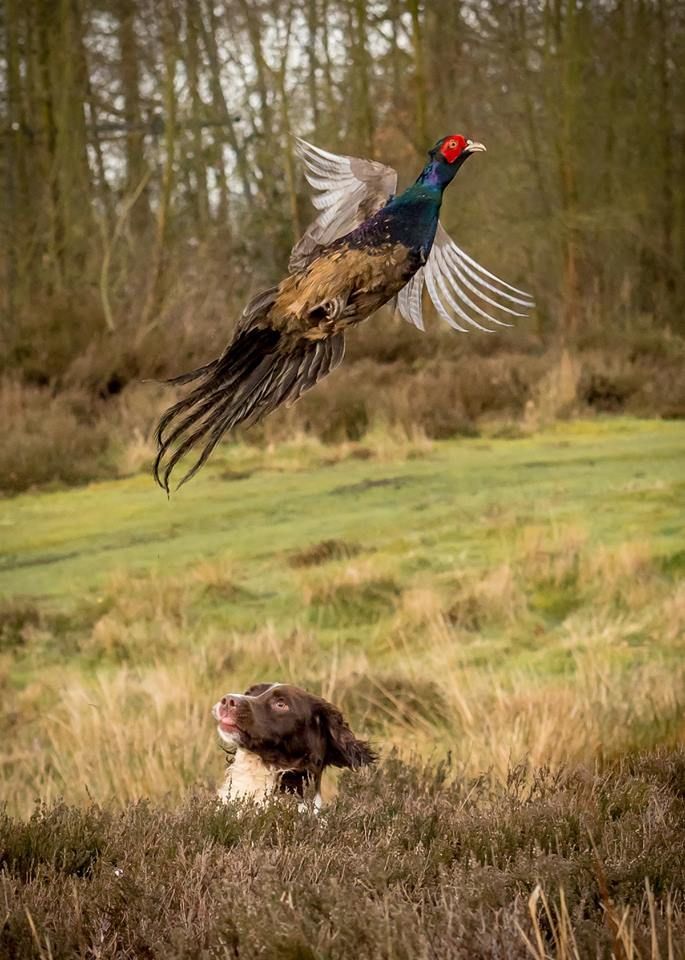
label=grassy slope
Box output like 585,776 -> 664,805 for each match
1,418 -> 684,817
2,417 -> 683,598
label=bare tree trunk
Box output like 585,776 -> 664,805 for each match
656,0 -> 674,299
236,0 -> 272,140
33,0 -> 64,291
276,15 -> 301,245
186,0 -> 210,228
515,2 -> 550,216
199,0 -> 255,212
81,31 -> 113,231
306,0 -> 320,130
407,0 -> 428,148
52,0 -> 93,284
3,0 -> 22,322
388,0 -> 402,101
549,0 -> 581,339
352,0 -> 374,154
320,0 -> 337,134
118,0 -> 149,234
142,8 -> 178,328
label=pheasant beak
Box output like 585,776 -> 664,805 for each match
465,140 -> 487,154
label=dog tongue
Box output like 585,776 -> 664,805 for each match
220,716 -> 237,730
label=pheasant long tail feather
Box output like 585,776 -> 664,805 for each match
154,326 -> 345,492
162,358 -> 221,386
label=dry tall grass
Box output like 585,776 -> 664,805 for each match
3,525 -> 683,817
519,882 -> 680,960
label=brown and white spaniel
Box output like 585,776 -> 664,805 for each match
212,682 -> 376,807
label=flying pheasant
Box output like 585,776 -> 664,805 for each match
154,134 -> 534,490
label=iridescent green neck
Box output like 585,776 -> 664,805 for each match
415,157 -> 460,191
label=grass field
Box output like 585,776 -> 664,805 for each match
1,416 -> 684,811
1,417 -> 685,957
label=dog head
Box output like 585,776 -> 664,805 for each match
212,682 -> 376,774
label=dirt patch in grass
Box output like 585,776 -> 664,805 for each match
218,468 -> 254,482
288,539 -> 363,568
330,474 -> 421,496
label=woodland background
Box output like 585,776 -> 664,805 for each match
1,0 -> 684,493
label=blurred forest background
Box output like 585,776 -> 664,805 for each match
1,0 -> 684,493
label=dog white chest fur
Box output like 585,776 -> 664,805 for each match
217,748 -> 280,804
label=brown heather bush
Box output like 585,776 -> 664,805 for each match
2,316 -> 685,495
1,748 -> 684,959
0,380 -> 112,492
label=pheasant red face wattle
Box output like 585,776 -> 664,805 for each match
438,135 -> 487,163
439,135 -> 468,163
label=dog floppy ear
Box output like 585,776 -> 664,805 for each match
315,700 -> 376,769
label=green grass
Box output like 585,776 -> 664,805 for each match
1,416 -> 682,599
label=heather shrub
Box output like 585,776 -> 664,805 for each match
2,323 -> 684,495
1,749 -> 684,959
0,379 -> 112,493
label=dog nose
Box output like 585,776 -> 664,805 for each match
221,695 -> 239,708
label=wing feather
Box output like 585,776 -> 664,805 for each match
290,138 -> 398,272
397,222 -> 535,333
396,270 -> 426,331
423,259 -> 470,333
432,245 -> 508,330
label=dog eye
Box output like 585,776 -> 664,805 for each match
272,698 -> 290,712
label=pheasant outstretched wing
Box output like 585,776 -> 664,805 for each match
397,223 -> 535,333
290,138 -> 398,272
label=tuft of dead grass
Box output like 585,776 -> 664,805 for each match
83,571 -> 191,663
580,541 -> 658,610
447,563 -> 528,630
288,538 -> 363,568
299,558 -> 401,628
517,524 -> 588,585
